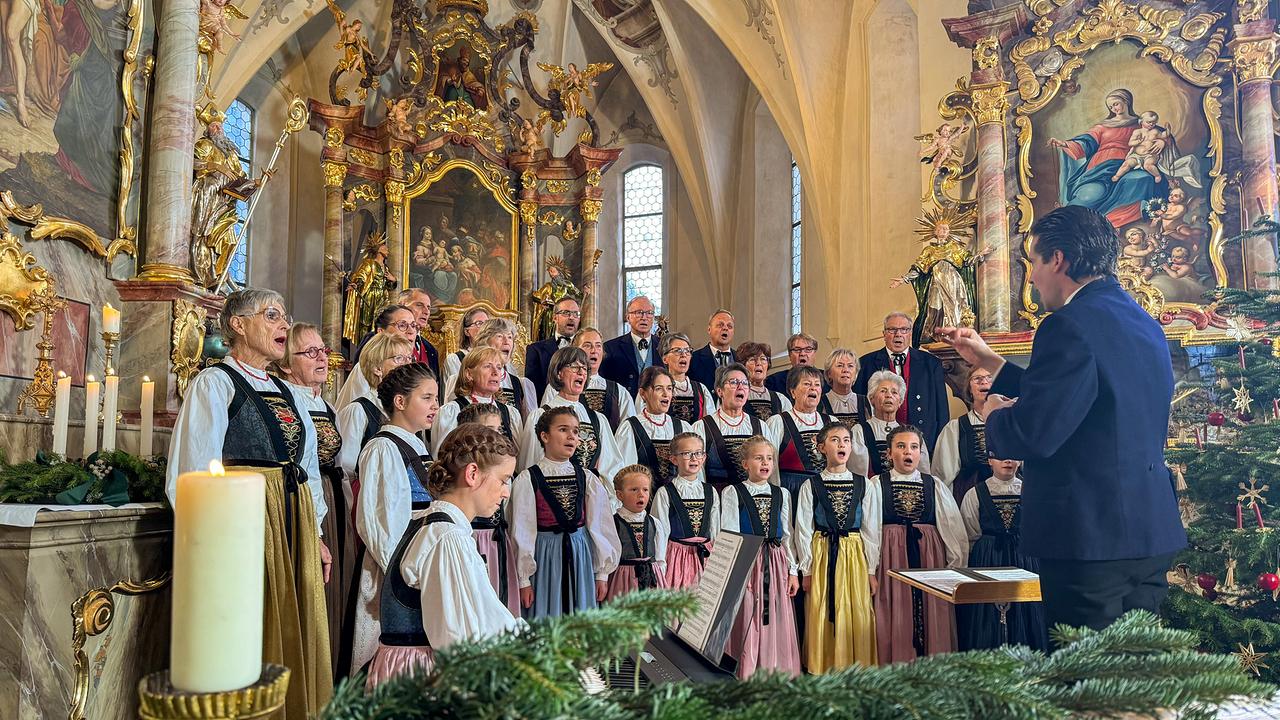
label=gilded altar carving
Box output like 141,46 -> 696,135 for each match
348,183 -> 382,202
520,201 -> 538,248
70,574 -> 171,720
970,83 -> 1009,125
1056,0 -> 1182,54
16,289 -> 64,417
521,170 -> 538,191
390,147 -> 406,170
538,210 -> 566,226
1181,12 -> 1225,42
974,36 -> 1001,70
534,62 -> 613,135
579,199 -> 602,224
344,231 -> 397,344
1117,259 -> 1166,318
586,168 -> 602,187
113,0 -> 146,262
325,126 -> 344,148
323,161 -> 348,188
191,106 -> 256,289
545,179 -> 572,194
171,300 -> 207,399
418,99 -> 506,152
348,147 -> 379,167
1237,0 -> 1266,24
1230,36 -> 1275,82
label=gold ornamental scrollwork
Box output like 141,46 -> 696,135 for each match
1237,0 -> 1266,24
1181,12 -> 1225,42
16,289 -> 65,416
537,210 -> 566,226
520,170 -> 537,191
970,83 -> 1009,125
1054,0 -> 1183,55
545,179 -> 572,194
70,573 -> 171,720
1117,261 -> 1166,319
171,299 -> 207,399
347,147 -> 379,167
348,183 -> 382,202
417,97 -> 506,152
323,161 -> 348,188
480,161 -> 515,197
389,147 -> 406,171
385,179 -> 406,224
520,200 -> 537,249
1230,35 -> 1276,82
974,36 -> 1001,70
585,168 -> 602,187
324,127 -> 344,148
579,199 -> 602,224
113,0 -> 145,262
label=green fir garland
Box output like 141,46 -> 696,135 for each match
0,449 -> 167,505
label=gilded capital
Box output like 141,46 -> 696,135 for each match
322,160 -> 348,188
324,127 -> 344,148
579,199 -> 603,224
1231,35 -> 1276,82
970,82 -> 1009,125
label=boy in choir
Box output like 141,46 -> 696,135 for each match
859,370 -> 931,478
737,342 -> 792,422
364,425 -> 523,687
795,423 -> 879,672
721,435 -> 801,678
616,366 -> 688,489
694,363 -> 782,492
511,406 -> 621,618
873,425 -> 967,664
351,363 -> 440,673
957,457 -> 1048,651
658,333 -> 716,424
520,346 -> 626,486
651,432 -> 720,589
456,402 -> 521,615
607,465 -> 668,599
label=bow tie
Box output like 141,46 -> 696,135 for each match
638,338 -> 649,351
556,335 -> 571,346
716,350 -> 733,363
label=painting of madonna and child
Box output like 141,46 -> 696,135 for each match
405,166 -> 519,309
1028,44 -> 1227,303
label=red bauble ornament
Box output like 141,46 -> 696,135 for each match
1208,411 -> 1227,427
1258,572 -> 1279,592
1261,338 -> 1274,347
1204,588 -> 1219,601
1197,573 -> 1218,591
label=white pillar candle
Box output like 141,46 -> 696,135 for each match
52,372 -> 71,457
83,376 -> 100,458
102,303 -> 121,333
171,461 -> 265,692
102,375 -> 119,452
139,376 -> 154,457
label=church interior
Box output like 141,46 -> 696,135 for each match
3,0 -> 1280,716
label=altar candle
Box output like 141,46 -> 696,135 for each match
102,303 -> 120,334
101,375 -> 119,452
171,461 -> 265,692
139,376 -> 154,457
83,376 -> 100,457
52,372 -> 71,456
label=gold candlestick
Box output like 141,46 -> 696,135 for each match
137,664 -> 289,720
17,289 -> 66,417
102,330 -> 120,377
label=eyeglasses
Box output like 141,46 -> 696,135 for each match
564,363 -> 589,374
884,327 -> 912,335
391,354 -> 414,364
391,320 -> 420,332
554,309 -> 581,318
666,348 -> 693,357
464,320 -> 487,329
239,307 -> 292,325
724,379 -> 750,388
790,345 -> 817,353
672,450 -> 707,460
628,309 -> 656,318
293,346 -> 331,360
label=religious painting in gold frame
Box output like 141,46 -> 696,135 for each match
1006,4 -> 1238,342
402,159 -> 519,311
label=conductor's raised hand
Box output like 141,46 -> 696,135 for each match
935,326 -> 1005,374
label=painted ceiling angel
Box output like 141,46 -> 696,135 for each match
890,206 -> 990,346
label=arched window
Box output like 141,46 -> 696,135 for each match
790,160 -> 802,334
222,99 -> 255,285
622,165 -> 664,314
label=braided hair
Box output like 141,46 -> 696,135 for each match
427,424 -> 516,497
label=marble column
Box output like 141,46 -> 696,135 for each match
137,0 -> 199,284
321,154 -> 348,354
579,198 -> 602,329
1232,19 -> 1280,288
970,75 -> 1011,332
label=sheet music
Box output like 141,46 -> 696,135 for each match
675,532 -> 743,648
974,568 -> 1038,582
898,569 -> 971,595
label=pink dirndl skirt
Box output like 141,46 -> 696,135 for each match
874,523 -> 957,664
664,538 -> 712,590
726,543 -> 800,679
606,561 -> 667,601
365,644 -> 434,689
474,527 -> 521,616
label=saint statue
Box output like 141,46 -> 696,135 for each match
190,108 -> 257,289
889,206 -> 990,346
530,256 -> 582,342
343,231 -> 398,345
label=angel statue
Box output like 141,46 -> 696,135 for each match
386,97 -> 414,137
530,256 -> 583,342
889,206 -> 992,346
343,231 -> 398,345
536,61 -> 612,131
190,107 -> 258,289
327,0 -> 371,101
915,122 -> 969,173
198,0 -> 248,55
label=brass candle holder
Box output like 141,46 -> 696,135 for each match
137,664 -> 290,720
17,288 -> 65,417
102,329 -> 120,377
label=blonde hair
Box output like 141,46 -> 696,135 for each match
613,464 -> 653,494
360,333 -> 415,386
739,434 -> 775,460
271,322 -> 322,377
426,424 -> 517,497
456,346 -> 507,398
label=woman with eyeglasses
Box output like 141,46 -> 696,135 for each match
737,341 -> 792,423
441,306 -> 490,389
615,366 -> 687,490
445,318 -> 536,419
433,346 -> 524,453
656,333 -> 715,424
335,334 -> 416,481
932,366 -> 995,504
549,327 -> 635,432
692,363 -> 783,492
274,322 -> 351,679
518,346 -> 624,489
337,304 -> 421,409
166,288 -> 331,717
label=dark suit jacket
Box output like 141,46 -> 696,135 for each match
854,346 -> 949,453
689,344 -> 733,392
354,331 -> 439,380
599,333 -> 662,396
522,338 -> 561,401
986,276 -> 1185,562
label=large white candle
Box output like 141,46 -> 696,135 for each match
102,303 -> 120,333
139,376 -> 154,457
102,375 -> 119,452
171,461 -> 266,692
83,376 -> 100,458
52,372 -> 71,456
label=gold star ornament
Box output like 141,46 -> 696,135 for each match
1235,642 -> 1270,676
1233,384 -> 1255,415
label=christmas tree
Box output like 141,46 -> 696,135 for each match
1161,218 -> 1280,682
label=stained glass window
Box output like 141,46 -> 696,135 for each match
623,165 -> 664,314
791,160 -> 802,334
222,99 -> 254,285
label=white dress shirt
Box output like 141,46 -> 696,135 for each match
614,410 -> 682,468
336,386 -> 383,483
959,475 -> 1022,543
335,362 -> 371,410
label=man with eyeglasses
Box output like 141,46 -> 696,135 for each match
764,332 -> 826,394
523,296 -> 580,399
689,309 -> 736,391
853,311 -> 949,454
600,295 -> 663,396
337,303 -> 422,408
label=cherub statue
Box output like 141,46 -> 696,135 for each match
198,0 -> 248,55
518,118 -> 544,155
342,231 -> 398,345
386,97 -> 414,137
327,0 -> 371,101
536,60 -> 613,127
530,256 -> 583,341
915,122 -> 969,173
889,205 -> 990,345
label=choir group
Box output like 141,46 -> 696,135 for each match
166,286 -> 1048,715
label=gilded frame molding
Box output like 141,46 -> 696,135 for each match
111,0 -> 146,263
171,299 -> 207,399
69,573 -> 171,720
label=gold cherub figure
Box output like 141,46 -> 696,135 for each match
327,0 -> 371,102
535,61 -> 613,133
